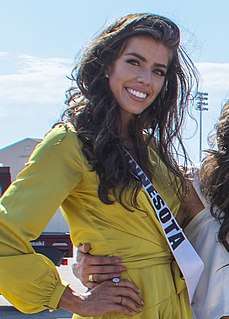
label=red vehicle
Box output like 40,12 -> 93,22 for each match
30,232 -> 73,266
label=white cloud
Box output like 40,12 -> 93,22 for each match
0,54 -> 73,103
0,52 -> 8,58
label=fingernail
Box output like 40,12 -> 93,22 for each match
137,307 -> 142,312
119,266 -> 126,271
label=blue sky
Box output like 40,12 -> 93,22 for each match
0,0 -> 229,163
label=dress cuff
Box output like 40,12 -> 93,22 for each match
48,282 -> 68,310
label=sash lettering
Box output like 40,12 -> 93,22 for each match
125,150 -> 204,307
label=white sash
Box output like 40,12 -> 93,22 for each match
125,150 -> 204,304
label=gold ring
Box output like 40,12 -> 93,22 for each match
88,274 -> 94,282
112,277 -> 120,286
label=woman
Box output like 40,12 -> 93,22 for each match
185,101 -> 229,319
73,102 -> 229,319
0,13 -> 202,318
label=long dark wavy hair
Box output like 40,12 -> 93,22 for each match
201,101 -> 229,251
63,13 -> 199,208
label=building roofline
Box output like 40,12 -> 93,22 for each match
0,138 -> 42,151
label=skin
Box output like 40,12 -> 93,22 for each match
107,35 -> 169,139
59,281 -> 143,317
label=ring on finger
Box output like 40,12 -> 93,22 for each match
112,277 -> 120,286
88,274 -> 94,282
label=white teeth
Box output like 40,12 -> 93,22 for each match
127,88 -> 147,99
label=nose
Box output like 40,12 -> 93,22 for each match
137,69 -> 152,85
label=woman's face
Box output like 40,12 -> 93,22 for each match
107,35 -> 170,125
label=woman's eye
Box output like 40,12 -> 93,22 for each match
126,59 -> 140,66
153,69 -> 166,77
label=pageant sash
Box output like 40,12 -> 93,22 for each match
125,150 -> 204,303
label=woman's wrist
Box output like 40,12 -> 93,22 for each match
58,286 -> 83,314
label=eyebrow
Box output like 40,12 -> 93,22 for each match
125,52 -> 168,69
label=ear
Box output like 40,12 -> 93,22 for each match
104,65 -> 112,78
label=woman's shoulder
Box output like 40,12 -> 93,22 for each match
44,122 -> 77,141
39,122 -> 81,150
29,122 -> 84,164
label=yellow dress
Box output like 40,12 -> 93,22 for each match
0,124 -> 193,318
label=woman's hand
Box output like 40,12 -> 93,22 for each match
59,279 -> 143,317
72,243 -> 126,289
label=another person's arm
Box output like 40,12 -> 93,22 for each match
176,178 -> 205,228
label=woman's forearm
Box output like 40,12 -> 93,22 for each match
58,286 -> 83,314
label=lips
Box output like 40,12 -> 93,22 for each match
126,88 -> 147,100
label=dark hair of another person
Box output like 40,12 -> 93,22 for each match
63,13 -> 199,209
201,101 -> 229,251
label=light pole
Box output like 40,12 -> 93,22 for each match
195,92 -> 209,162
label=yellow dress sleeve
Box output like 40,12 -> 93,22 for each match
0,123 -> 83,313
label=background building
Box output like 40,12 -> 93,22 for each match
0,138 -> 69,232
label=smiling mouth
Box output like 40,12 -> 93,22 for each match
126,88 -> 147,99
